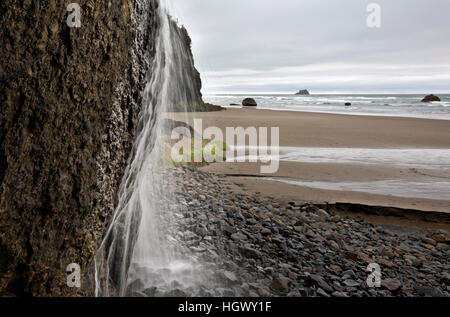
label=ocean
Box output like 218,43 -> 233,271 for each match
203,94 -> 450,120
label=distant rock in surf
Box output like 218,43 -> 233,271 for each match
296,89 -> 310,95
345,102 -> 352,106
242,98 -> 257,107
421,94 -> 441,102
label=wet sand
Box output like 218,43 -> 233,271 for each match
170,108 -> 450,214
171,108 -> 450,148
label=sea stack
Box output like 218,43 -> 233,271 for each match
295,89 -> 310,95
421,94 -> 441,102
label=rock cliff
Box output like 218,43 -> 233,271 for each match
0,0 -> 203,296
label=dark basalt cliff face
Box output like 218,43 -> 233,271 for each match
0,0 -> 202,296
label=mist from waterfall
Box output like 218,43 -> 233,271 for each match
94,0 -> 208,297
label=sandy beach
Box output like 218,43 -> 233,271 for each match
170,108 -> 450,214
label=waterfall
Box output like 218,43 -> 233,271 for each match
94,0 -> 207,297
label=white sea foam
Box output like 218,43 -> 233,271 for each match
204,94 -> 450,120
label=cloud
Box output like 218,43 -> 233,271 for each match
174,0 -> 450,93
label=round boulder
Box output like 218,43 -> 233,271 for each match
242,98 -> 257,107
421,94 -> 441,102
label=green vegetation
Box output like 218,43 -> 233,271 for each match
151,137 -> 228,168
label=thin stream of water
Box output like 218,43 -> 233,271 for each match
94,0 -> 207,297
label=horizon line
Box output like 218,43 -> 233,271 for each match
203,91 -> 450,95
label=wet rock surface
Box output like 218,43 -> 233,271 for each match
164,167 -> 449,297
0,0 -> 145,297
0,0 -> 206,296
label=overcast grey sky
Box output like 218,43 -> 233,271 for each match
174,0 -> 450,94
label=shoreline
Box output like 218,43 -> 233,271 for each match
171,108 -> 450,148
170,108 -> 450,215
220,106 -> 450,122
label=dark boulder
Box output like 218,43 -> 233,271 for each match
242,98 -> 257,107
421,94 -> 441,102
345,102 -> 352,106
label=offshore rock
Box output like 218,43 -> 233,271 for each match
295,89 -> 310,95
421,94 -> 441,102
